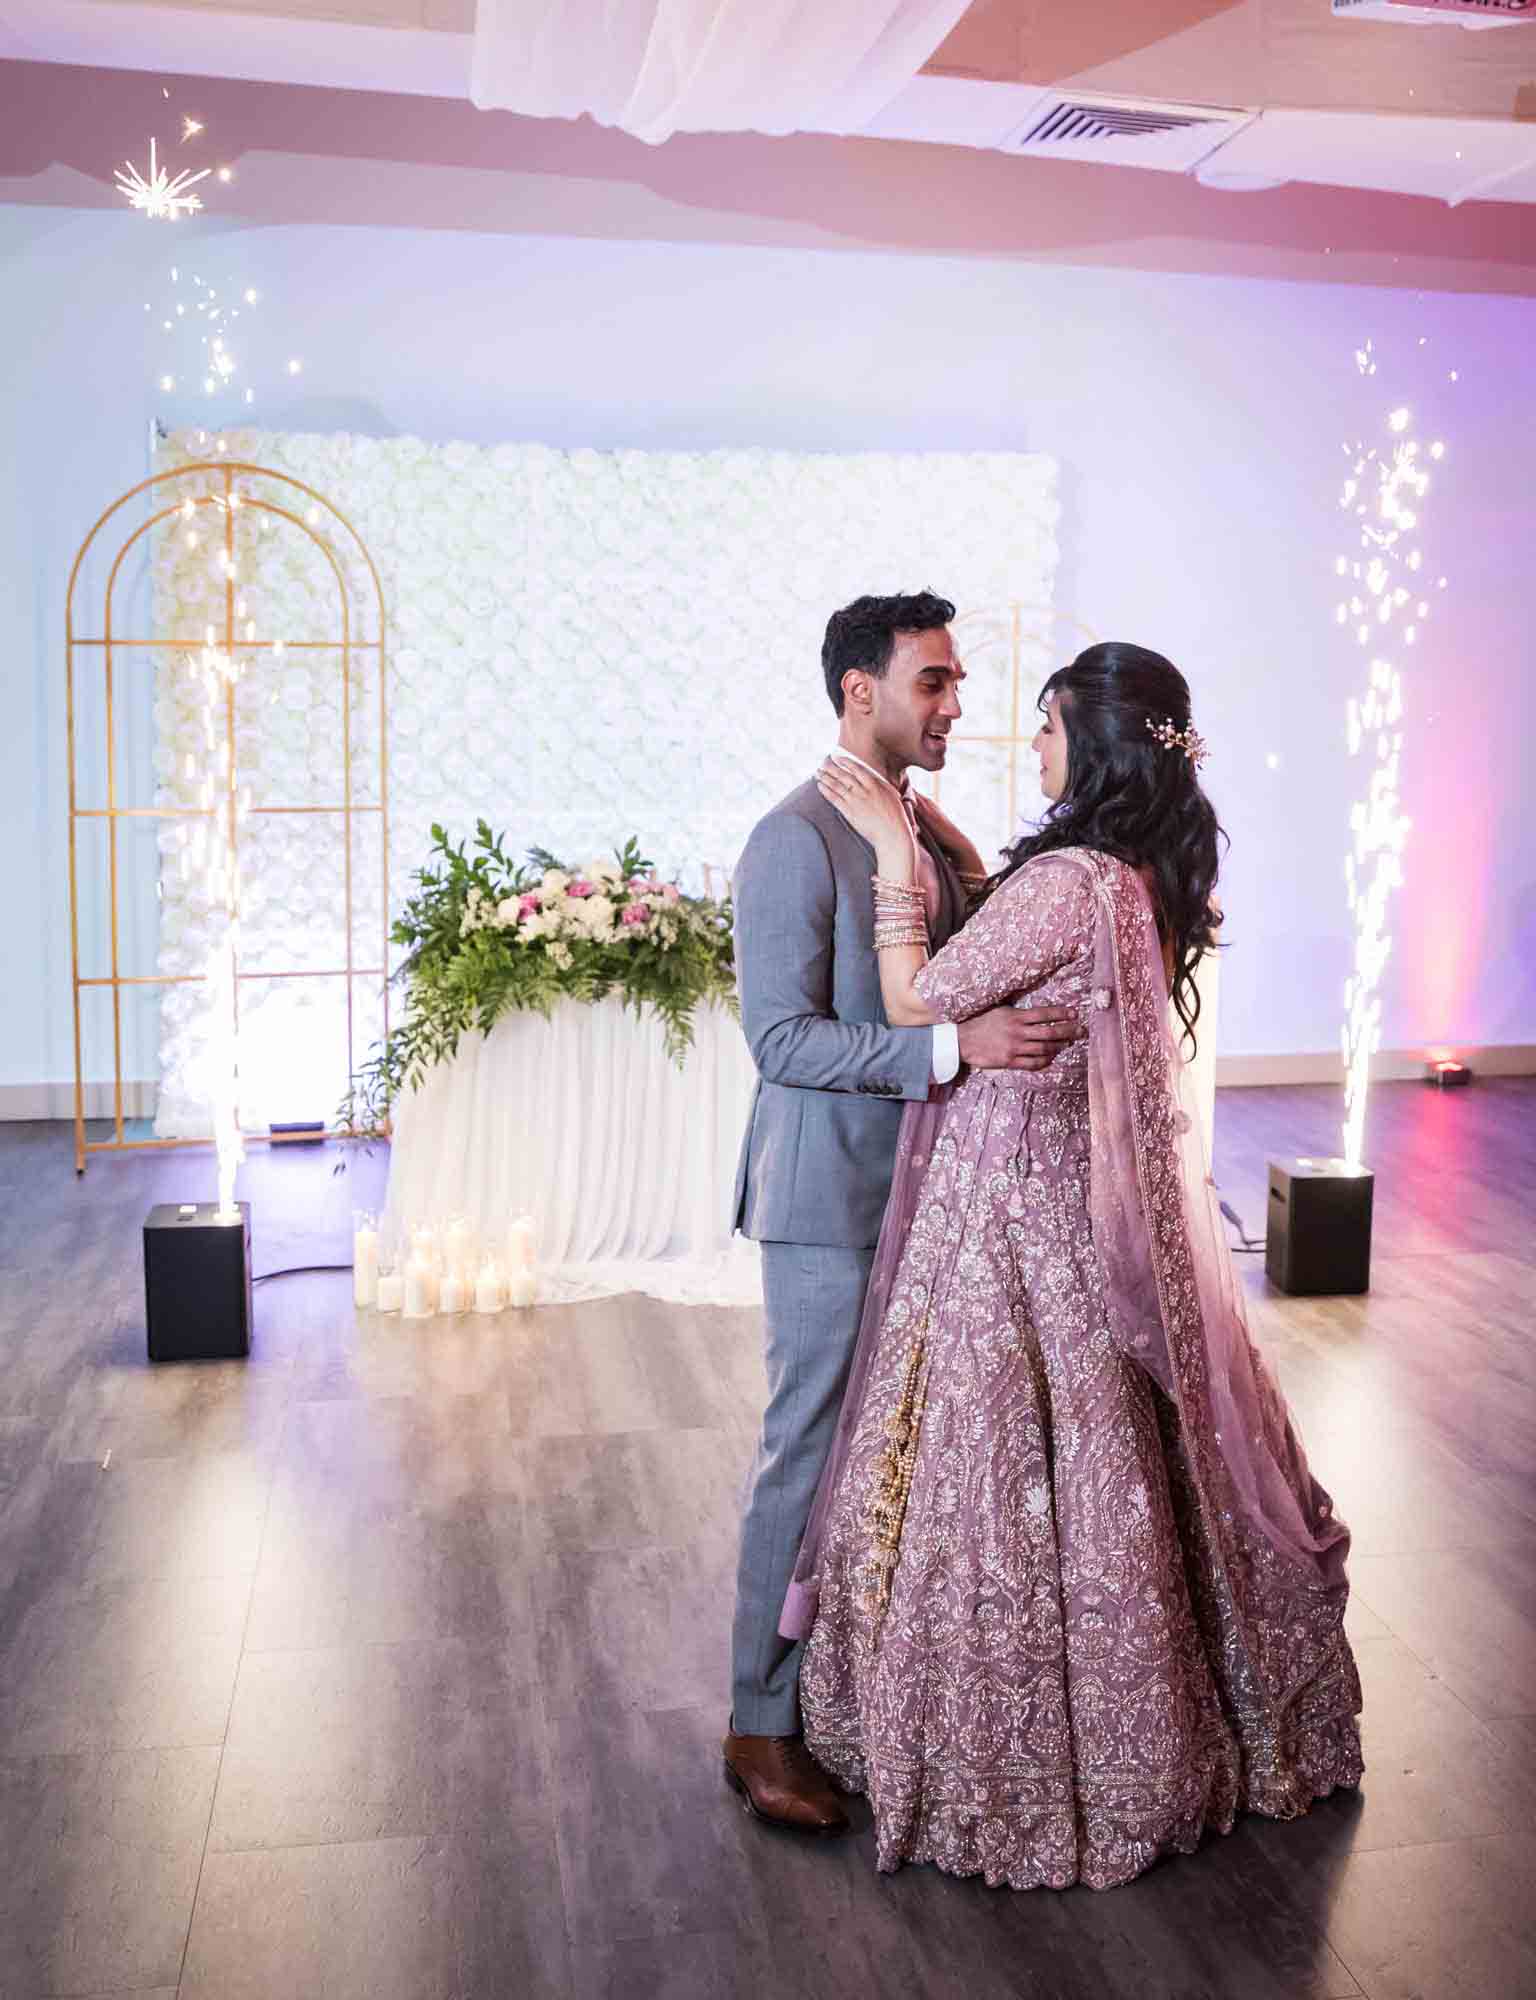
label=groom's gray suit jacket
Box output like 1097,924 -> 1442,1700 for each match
732,778 -> 967,1250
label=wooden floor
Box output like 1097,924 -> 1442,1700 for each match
0,1081 -> 1533,1999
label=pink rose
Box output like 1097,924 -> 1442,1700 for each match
661,883 -> 680,904
567,879 -> 594,898
621,901 -> 650,927
517,893 -> 539,920
627,876 -> 649,894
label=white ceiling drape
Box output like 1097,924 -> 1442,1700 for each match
469,0 -> 973,144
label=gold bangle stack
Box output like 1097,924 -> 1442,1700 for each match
873,874 -> 926,952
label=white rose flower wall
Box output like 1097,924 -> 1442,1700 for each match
150,428 -> 1059,1135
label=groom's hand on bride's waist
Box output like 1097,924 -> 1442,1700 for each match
957,1005 -> 1084,1072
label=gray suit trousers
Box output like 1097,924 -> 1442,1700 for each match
730,1238 -> 875,1736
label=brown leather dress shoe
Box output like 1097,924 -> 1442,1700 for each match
722,1727 -> 850,1835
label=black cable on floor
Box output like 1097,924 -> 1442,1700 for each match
251,1263 -> 352,1284
1219,1198 -> 1265,1255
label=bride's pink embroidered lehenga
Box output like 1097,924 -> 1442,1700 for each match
788,850 -> 1363,1892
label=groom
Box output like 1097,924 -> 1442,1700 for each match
724,590 -> 1082,1833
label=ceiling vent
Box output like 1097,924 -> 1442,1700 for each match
1333,0 -> 1534,28
1000,94 -> 1256,175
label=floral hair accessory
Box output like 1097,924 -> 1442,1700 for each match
1145,714 -> 1209,770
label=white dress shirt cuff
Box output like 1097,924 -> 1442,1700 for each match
931,1022 -> 960,1085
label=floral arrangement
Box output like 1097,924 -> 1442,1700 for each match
343,821 -> 736,1132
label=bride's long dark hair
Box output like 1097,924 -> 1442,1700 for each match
987,641 -> 1225,1053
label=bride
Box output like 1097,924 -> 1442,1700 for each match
787,641 -> 1363,1892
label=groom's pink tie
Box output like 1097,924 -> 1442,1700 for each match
898,785 -> 942,937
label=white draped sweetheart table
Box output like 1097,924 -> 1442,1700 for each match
380,996 -> 764,1305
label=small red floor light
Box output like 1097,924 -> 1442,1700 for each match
1425,1059 -> 1473,1088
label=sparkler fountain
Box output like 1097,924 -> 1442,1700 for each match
1266,340 -> 1446,1297
114,96 -> 314,1355
1338,346 -> 1444,1167
142,573 -> 257,1360
189,633 -> 249,1221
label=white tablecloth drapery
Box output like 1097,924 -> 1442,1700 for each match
380,997 -> 764,1306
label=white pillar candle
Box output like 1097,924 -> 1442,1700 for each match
446,1218 -> 476,1276
507,1270 -> 537,1310
353,1223 -> 379,1309
473,1260 -> 506,1314
439,1271 -> 467,1315
403,1254 -> 438,1319
375,1269 -> 403,1313
410,1223 -> 441,1268
507,1216 -> 537,1273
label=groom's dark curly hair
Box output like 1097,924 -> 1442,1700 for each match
822,590 -> 956,715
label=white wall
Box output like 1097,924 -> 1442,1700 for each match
4,204 -> 1533,1096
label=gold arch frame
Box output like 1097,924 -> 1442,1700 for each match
937,603 -> 1100,835
65,458 -> 388,1173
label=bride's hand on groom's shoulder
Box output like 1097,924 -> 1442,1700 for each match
816,757 -> 911,865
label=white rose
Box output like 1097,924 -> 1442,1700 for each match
584,859 -> 622,888
540,869 -> 569,897
494,897 -> 519,928
579,895 -> 615,936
